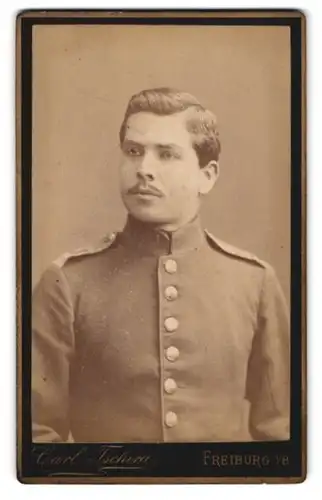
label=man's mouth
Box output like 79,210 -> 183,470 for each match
128,186 -> 163,197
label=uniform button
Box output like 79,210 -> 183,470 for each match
164,317 -> 179,332
164,378 -> 177,394
165,411 -> 178,428
166,346 -> 180,362
164,286 -> 178,301
164,259 -> 177,274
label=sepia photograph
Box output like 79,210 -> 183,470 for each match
17,10 -> 305,483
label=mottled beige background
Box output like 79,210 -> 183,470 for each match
32,25 -> 291,303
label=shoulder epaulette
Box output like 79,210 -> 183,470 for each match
205,230 -> 268,269
53,232 -> 117,268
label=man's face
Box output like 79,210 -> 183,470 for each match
119,111 -> 216,229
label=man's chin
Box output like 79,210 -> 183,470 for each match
126,207 -> 171,226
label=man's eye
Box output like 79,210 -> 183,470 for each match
159,150 -> 176,160
126,146 -> 142,156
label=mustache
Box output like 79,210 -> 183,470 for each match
127,183 -> 164,197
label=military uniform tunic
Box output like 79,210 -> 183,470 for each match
32,216 -> 290,443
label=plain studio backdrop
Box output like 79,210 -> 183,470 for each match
32,24 -> 291,304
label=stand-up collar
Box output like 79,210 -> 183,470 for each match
119,215 -> 206,256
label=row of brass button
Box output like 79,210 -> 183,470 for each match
164,259 -> 179,428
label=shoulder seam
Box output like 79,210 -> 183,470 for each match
205,230 -> 269,269
53,232 -> 117,268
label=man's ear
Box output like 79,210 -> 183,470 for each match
199,160 -> 220,195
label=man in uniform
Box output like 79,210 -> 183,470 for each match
32,87 -> 290,443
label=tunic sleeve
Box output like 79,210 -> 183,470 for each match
246,265 -> 290,440
32,264 -> 75,442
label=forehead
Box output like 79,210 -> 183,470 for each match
124,111 -> 193,148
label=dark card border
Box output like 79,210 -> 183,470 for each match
16,9 -> 306,484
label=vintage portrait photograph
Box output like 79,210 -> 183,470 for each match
17,10 -> 306,483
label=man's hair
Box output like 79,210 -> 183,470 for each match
119,87 -> 221,167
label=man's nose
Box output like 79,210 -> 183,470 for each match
136,152 -> 156,182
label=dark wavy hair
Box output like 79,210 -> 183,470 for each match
119,87 -> 221,167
